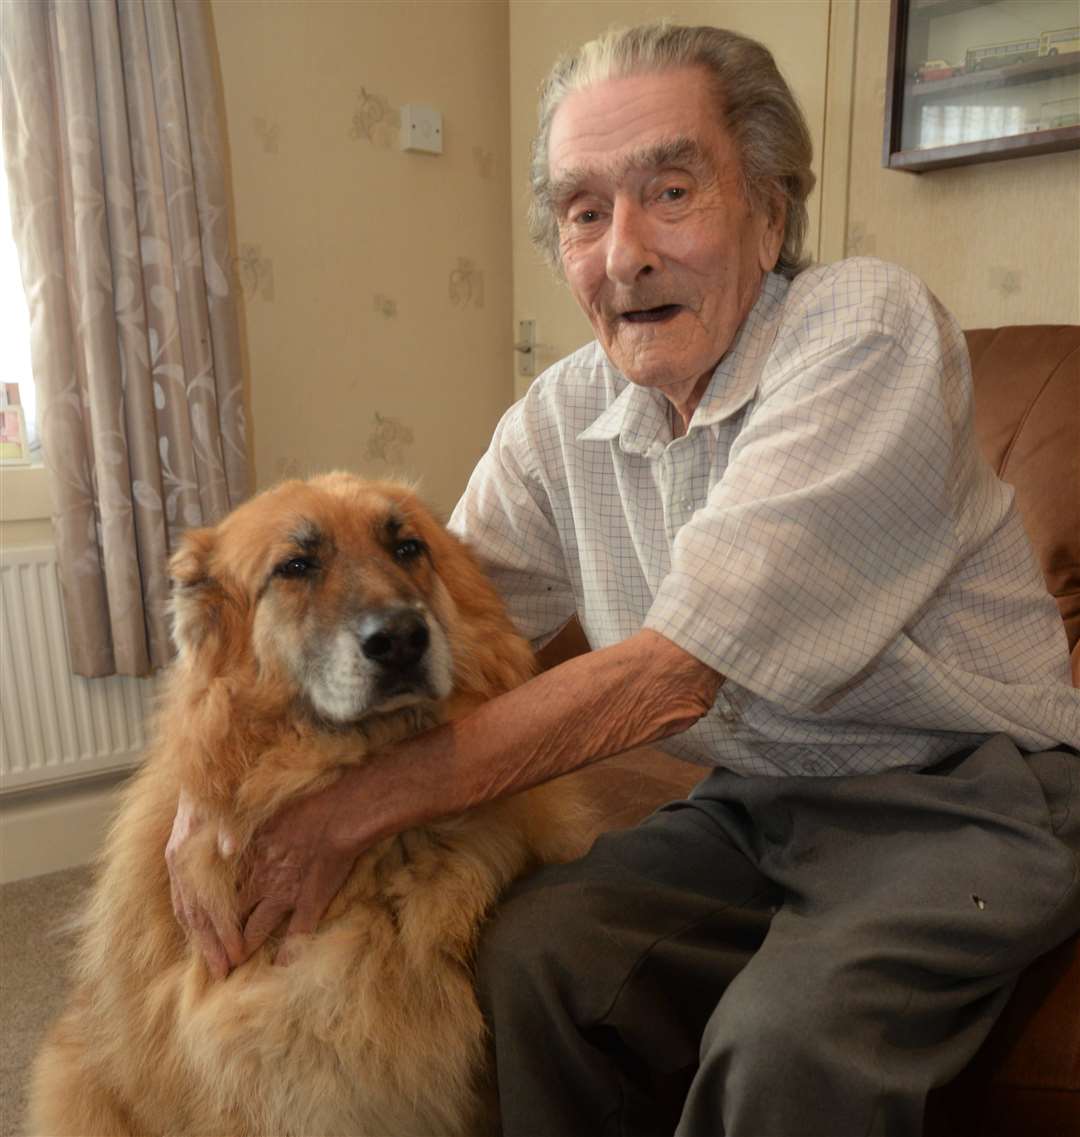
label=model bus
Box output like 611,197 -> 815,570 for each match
965,37 -> 1040,71
1039,27 -> 1080,56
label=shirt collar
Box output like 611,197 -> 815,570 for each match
578,271 -> 789,454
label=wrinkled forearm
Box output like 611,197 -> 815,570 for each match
332,630 -> 722,850
466,628 -> 722,796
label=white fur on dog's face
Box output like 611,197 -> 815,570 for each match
171,481 -> 465,726
263,598 -> 455,724
252,525 -> 456,722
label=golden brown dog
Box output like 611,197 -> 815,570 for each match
29,473 -> 583,1137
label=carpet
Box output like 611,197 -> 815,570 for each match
0,865 -> 93,1137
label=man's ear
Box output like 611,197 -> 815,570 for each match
757,185 -> 786,273
168,527 -> 220,657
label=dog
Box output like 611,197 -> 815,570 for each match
29,473 -> 586,1136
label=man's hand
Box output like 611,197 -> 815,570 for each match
165,766 -> 402,977
165,787 -> 246,980
237,777 -> 366,962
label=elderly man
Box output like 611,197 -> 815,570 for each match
170,23 -> 1080,1137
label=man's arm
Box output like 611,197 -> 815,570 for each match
412,628 -> 719,810
168,629 -> 721,973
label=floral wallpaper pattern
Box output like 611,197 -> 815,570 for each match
365,412 -> 414,465
449,258 -> 484,308
350,87 -> 399,148
234,243 -> 276,302
252,115 -> 280,154
373,293 -> 398,318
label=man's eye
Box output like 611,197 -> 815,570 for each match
274,556 -> 317,579
394,538 -> 426,562
573,208 -> 601,225
660,186 -> 687,202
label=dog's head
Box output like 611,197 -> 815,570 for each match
168,474 -> 511,724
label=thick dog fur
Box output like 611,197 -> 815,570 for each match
29,474 -> 584,1137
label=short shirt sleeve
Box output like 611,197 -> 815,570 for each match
448,402 -> 577,648
646,316 -> 967,712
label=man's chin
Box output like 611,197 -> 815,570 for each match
605,345 -> 697,390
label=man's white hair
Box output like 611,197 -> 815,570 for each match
529,21 -> 816,280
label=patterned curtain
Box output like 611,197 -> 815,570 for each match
1,0 -> 249,677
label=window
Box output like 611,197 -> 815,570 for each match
1,129 -> 39,463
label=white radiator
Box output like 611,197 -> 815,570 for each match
0,546 -> 158,795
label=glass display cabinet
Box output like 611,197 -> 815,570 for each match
884,0 -> 1080,171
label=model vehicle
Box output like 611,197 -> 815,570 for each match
1039,26 -> 1080,56
914,59 -> 960,81
965,37 -> 1040,72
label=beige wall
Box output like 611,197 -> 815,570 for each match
209,0 -> 514,517
842,0 -> 1080,328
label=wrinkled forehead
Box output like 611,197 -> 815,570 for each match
546,66 -> 735,186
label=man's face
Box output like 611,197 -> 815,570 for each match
547,67 -> 784,407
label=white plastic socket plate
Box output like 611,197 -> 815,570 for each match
400,104 -> 443,154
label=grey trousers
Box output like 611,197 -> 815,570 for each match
477,735 -> 1080,1137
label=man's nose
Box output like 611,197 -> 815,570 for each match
605,199 -> 660,286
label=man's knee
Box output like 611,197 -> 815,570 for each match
684,962 -> 914,1137
477,864 -> 594,1012
700,946 -> 866,1085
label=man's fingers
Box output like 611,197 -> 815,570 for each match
273,894 -> 321,967
279,894 -> 321,946
170,879 -> 228,977
196,930 -> 231,981
169,876 -> 188,930
242,897 -> 289,956
274,863 -> 353,966
213,912 -> 249,971
187,909 -> 232,981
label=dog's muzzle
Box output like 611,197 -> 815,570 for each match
358,607 -> 431,691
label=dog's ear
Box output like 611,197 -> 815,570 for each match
168,527 -> 221,657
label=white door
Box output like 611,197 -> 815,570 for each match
508,0 -> 832,398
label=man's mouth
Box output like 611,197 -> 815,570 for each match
620,304 -> 682,324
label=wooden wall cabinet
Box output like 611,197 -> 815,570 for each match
884,0 -> 1080,171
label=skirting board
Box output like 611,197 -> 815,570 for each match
0,773 -> 131,883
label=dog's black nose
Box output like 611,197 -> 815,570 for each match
359,608 -> 430,671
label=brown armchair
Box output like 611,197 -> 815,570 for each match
545,325 -> 1080,1135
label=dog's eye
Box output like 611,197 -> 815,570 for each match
274,556 -> 317,579
394,538 -> 426,563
